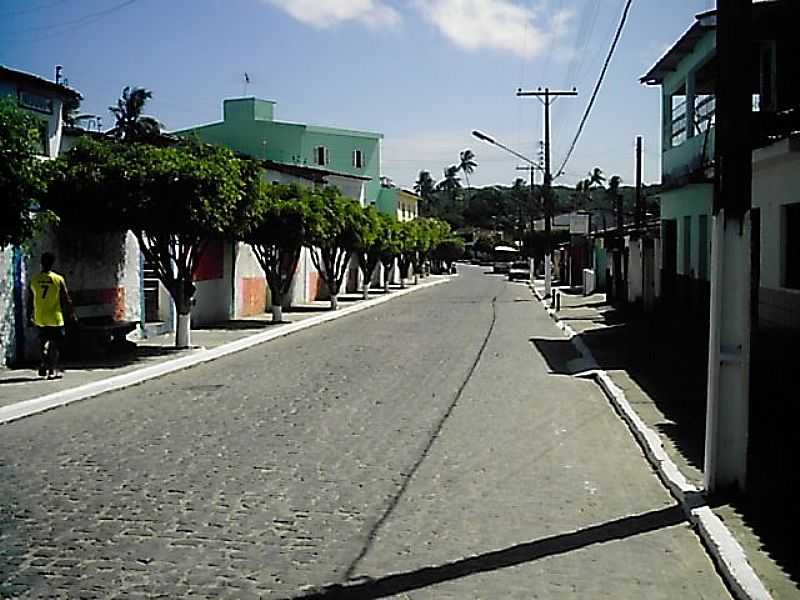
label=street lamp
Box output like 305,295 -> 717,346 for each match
472,130 -> 551,294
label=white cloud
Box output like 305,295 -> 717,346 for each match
264,0 -> 401,30
414,0 -> 574,58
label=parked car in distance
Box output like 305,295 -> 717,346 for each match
508,261 -> 531,281
492,245 -> 520,274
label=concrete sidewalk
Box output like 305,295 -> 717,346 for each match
0,279 -> 448,415
532,279 -> 797,600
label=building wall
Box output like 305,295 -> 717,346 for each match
397,190 -> 420,221
19,227 -> 142,359
233,243 -> 269,317
660,183 -> 713,279
753,142 -> 800,332
301,127 -> 380,202
0,81 -> 65,158
327,174 -> 366,205
192,240 -> 233,326
376,186 -> 397,216
0,247 -> 19,366
178,98 -> 382,203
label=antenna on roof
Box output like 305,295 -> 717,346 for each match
243,72 -> 250,97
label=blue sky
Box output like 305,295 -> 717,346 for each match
1,0 -> 715,189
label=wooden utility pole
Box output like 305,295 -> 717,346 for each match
517,87 -> 578,297
705,0 -> 753,494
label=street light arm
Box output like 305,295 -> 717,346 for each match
471,130 -> 539,168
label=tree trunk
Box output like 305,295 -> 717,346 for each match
271,304 -> 283,322
176,312 -> 191,349
171,280 -> 195,349
330,294 -> 339,310
362,281 -> 370,300
271,290 -> 284,322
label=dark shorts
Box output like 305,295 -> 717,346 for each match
38,326 -> 65,344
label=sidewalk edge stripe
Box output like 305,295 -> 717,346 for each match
0,277 -> 450,426
529,282 -> 772,600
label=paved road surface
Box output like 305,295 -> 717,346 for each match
0,266 -> 729,598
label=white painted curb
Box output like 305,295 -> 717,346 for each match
0,277 -> 451,426
529,282 -> 772,600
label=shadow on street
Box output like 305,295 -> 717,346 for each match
291,505 -> 687,600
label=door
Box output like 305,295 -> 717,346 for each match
662,219 -> 678,302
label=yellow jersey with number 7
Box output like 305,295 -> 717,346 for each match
30,272 -> 66,327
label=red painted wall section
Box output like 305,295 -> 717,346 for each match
71,287 -> 126,320
310,271 -> 330,301
240,277 -> 268,317
194,240 -> 224,281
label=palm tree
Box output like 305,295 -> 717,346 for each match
108,86 -> 162,142
607,175 -> 622,197
588,167 -> 606,189
608,175 -> 623,230
438,165 -> 461,194
458,149 -> 477,189
606,174 -> 624,300
414,170 -> 437,215
437,165 -> 462,215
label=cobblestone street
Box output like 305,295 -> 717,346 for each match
0,267 -> 730,598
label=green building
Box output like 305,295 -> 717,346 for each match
175,97 -> 383,206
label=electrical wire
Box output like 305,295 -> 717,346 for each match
3,0 -> 138,41
0,0 -> 68,17
553,0 -> 600,163
555,0 -> 634,180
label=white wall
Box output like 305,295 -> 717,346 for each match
0,81 -> 65,159
193,242 -> 234,326
0,247 -> 18,366
232,243 -> 268,317
626,238 -> 644,303
327,175 -> 366,206
752,140 -> 800,331
753,141 -> 800,290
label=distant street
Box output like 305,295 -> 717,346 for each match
0,266 -> 729,599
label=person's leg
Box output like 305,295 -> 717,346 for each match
37,328 -> 48,377
47,328 -> 64,378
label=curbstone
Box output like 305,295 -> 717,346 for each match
0,277 -> 451,426
529,281 -> 772,600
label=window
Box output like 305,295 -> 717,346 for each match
671,93 -> 687,148
314,146 -> 329,166
352,149 -> 364,169
784,203 -> 800,289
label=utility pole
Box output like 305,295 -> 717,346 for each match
635,136 -> 643,231
635,136 -> 655,313
705,0 -> 753,494
517,87 -> 578,297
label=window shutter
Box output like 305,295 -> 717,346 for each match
325,147 -> 330,166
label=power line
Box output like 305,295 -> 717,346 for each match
4,0 -> 137,37
0,0 -> 68,17
555,0 -> 634,180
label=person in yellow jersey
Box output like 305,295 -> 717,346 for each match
28,252 -> 76,379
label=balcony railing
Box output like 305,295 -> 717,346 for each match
663,127 -> 715,188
